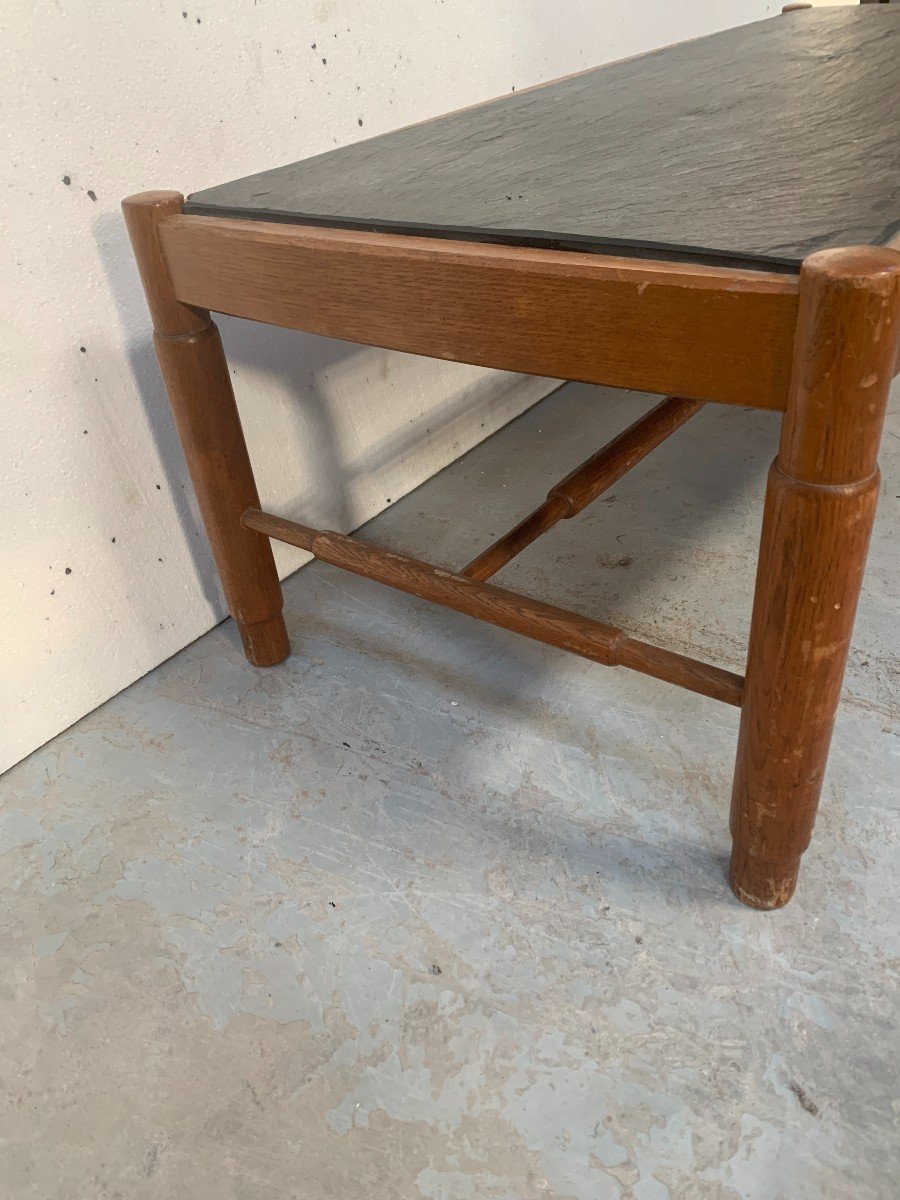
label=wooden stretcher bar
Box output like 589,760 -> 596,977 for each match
241,507 -> 744,707
462,395 -> 704,581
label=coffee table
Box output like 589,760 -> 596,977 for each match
123,5 -> 900,910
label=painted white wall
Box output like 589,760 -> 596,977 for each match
0,0 -> 777,774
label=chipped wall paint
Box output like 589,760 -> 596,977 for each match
0,0 -> 777,773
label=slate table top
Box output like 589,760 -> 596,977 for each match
185,7 -> 899,271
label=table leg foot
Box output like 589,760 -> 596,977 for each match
728,847 -> 800,911
238,613 -> 291,667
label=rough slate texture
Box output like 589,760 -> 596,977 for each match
186,8 -> 900,270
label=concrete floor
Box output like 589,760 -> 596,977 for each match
2,382 -> 898,1200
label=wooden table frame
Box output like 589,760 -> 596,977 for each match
123,190 -> 900,910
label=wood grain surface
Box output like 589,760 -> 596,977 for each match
730,247 -> 900,909
159,216 -> 799,409
184,8 -> 899,270
122,192 -> 290,667
241,508 -> 744,707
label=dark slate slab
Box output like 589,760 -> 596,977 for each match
185,7 -> 900,271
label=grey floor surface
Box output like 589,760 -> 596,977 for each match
2,382 -> 898,1200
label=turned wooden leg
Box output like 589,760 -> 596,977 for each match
122,191 -> 289,666
730,247 -> 900,909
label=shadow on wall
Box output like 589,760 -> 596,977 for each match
217,316 -> 548,528
95,207 -> 544,637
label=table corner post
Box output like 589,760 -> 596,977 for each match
729,245 -> 900,909
121,190 -> 290,667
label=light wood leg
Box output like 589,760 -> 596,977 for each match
122,191 -> 289,666
730,247 -> 899,908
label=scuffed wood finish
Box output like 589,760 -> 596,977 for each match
122,191 -> 290,667
159,215 -> 799,409
241,508 -> 744,707
463,395 -> 703,581
184,8 -> 899,271
730,246 -> 900,910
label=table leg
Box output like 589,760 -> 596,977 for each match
730,247 -> 899,909
122,191 -> 289,667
